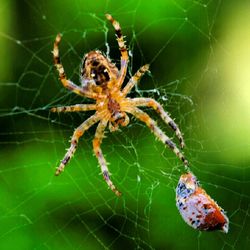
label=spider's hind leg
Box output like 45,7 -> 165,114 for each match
122,64 -> 150,96
105,14 -> 128,89
53,34 -> 101,100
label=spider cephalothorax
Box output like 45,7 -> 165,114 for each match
51,14 -> 187,196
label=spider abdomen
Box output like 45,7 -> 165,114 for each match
81,50 -> 119,88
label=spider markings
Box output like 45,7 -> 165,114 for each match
176,172 -> 229,233
51,14 -> 187,196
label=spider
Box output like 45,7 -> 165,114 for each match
51,14 -> 188,196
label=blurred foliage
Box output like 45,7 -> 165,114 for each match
0,0 -> 250,249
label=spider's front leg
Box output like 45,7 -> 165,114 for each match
55,114 -> 100,175
130,98 -> 185,148
127,107 -> 188,165
93,119 -> 122,196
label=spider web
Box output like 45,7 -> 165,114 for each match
0,0 -> 250,249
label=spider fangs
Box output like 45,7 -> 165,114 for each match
51,14 -> 188,196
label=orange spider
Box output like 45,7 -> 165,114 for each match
51,14 -> 188,196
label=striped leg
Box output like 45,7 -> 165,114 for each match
130,98 -> 185,148
93,119 -> 122,196
127,107 -> 188,165
122,64 -> 150,96
53,34 -> 103,99
105,14 -> 129,89
55,114 -> 100,175
51,104 -> 96,113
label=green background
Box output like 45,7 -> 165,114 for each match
0,0 -> 249,249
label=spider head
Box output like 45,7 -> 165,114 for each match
80,51 -> 119,90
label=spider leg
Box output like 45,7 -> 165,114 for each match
129,98 -> 185,148
55,114 -> 100,175
105,14 -> 128,89
127,107 -> 188,165
93,119 -> 122,196
122,64 -> 150,96
53,34 -> 104,99
51,104 -> 96,113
